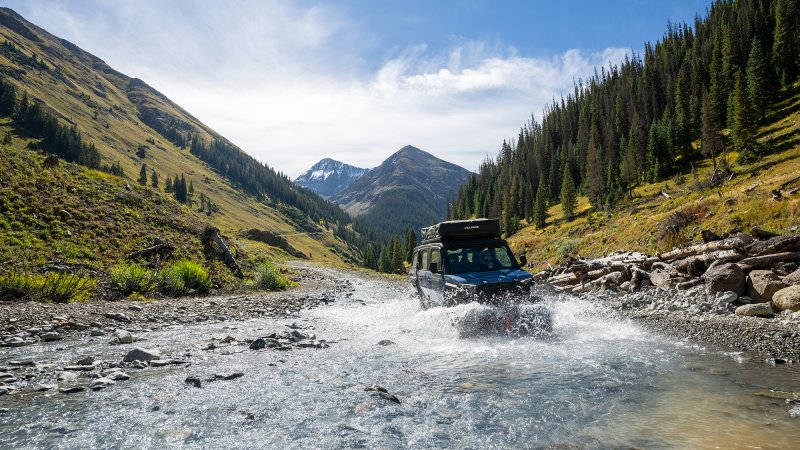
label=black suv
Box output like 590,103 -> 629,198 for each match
409,218 -> 534,309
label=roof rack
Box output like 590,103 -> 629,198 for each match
420,218 -> 501,244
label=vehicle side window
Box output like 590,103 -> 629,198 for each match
494,246 -> 513,267
430,248 -> 441,271
411,251 -> 419,270
421,249 -> 429,271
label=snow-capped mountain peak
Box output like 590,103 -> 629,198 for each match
294,158 -> 367,198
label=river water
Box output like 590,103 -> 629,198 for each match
1,267 -> 799,449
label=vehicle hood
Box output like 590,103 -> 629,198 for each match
444,269 -> 532,285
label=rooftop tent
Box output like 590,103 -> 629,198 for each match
420,219 -> 501,243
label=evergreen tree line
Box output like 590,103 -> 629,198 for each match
452,0 -> 799,234
363,227 -> 418,274
0,76 -> 102,168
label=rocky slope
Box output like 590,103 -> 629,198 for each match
331,145 -> 472,236
294,158 -> 367,199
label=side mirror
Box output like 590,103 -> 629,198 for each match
429,262 -> 439,274
519,255 -> 528,266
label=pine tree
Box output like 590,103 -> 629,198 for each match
390,237 -> 403,273
138,163 -> 148,185
532,178 -> 548,229
746,38 -> 772,122
377,246 -> 389,273
732,71 -> 757,150
772,0 -> 799,86
151,169 -> 159,188
701,86 -> 721,169
165,175 -> 173,193
402,228 -> 417,262
560,160 -> 577,221
188,179 -> 194,195
363,243 -> 377,270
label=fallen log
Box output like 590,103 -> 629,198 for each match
204,227 -> 243,278
126,242 -> 175,260
744,234 -> 800,256
672,249 -> 743,272
736,252 -> 800,271
660,234 -> 754,261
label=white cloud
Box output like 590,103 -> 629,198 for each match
9,1 -> 629,177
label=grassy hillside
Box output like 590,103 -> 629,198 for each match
510,82 -> 800,270
0,8 -> 360,272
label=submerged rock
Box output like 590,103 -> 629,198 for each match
90,377 -> 115,390
123,347 -> 161,362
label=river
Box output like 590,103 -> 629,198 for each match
1,266 -> 799,448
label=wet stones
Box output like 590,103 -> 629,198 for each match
104,312 -> 131,323
364,385 -> 401,404
89,377 -> 115,390
110,329 -> 134,345
123,347 -> 161,362
377,340 -> 395,346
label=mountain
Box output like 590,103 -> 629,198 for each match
331,145 -> 472,237
0,7 -> 364,271
294,158 -> 367,199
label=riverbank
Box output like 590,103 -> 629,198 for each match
586,285 -> 800,361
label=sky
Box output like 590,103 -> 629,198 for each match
3,0 -> 713,177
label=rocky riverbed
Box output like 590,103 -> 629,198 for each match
0,268 -> 355,397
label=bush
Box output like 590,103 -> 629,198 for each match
158,260 -> 211,296
110,263 -> 156,295
0,271 -> 96,303
251,263 -> 289,291
556,239 -> 581,262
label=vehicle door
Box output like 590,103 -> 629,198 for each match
418,248 -> 431,301
428,247 -> 444,306
409,249 -> 420,286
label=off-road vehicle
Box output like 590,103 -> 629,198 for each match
409,218 -> 551,335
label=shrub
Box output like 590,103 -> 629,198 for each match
36,272 -> 96,303
0,271 -> 96,303
251,263 -> 289,291
110,263 -> 156,295
556,239 -> 581,262
158,260 -> 211,296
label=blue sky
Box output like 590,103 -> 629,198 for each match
2,0 -> 712,176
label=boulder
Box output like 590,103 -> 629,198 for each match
110,329 -> 133,345
123,347 -> 161,362
747,270 -> 787,302
772,286 -> 800,312
650,269 -> 675,289
704,263 -> 746,298
783,268 -> 800,286
735,303 -> 775,317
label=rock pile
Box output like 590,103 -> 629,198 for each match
534,229 -> 800,318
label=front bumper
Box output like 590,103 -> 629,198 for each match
444,281 -> 532,306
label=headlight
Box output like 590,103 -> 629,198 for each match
444,283 -> 477,305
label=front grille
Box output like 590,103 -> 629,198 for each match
475,282 -> 525,303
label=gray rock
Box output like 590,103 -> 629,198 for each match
773,286 -> 800,312
0,386 -> 16,395
649,269 -> 675,289
377,340 -> 395,346
106,371 -> 130,381
75,356 -> 95,366
123,347 -> 161,362
90,377 -> 115,390
705,263 -> 746,298
734,303 -> 774,317
150,360 -> 170,367
110,329 -> 133,345
105,313 -> 131,323
185,376 -> 202,388
90,329 -> 105,337
747,270 -> 787,303
58,386 -> 85,394
40,332 -> 61,342
31,383 -> 56,392
213,372 -> 244,381
128,304 -> 143,312
715,291 -> 738,306
63,365 -> 95,371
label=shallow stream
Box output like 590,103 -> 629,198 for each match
1,267 -> 799,448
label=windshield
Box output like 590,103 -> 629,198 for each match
443,243 -> 519,274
